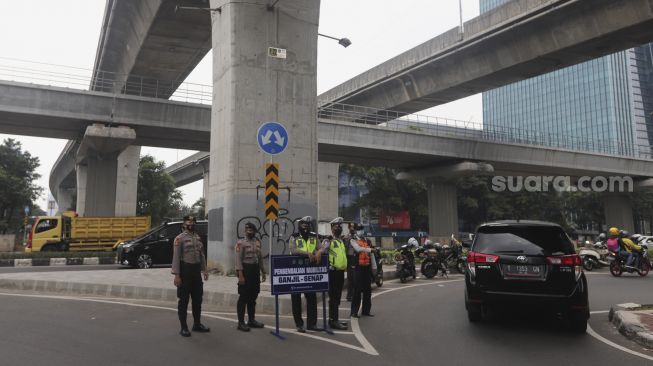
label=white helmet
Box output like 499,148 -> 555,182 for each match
408,237 -> 419,247
424,239 -> 433,246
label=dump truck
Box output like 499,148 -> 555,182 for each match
25,211 -> 151,252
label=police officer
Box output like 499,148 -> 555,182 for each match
172,215 -> 210,337
317,217 -> 349,330
344,222 -> 359,301
235,222 -> 267,332
350,225 -> 377,318
288,216 -> 319,333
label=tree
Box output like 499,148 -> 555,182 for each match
0,139 -> 42,234
190,197 -> 206,219
136,155 -> 184,225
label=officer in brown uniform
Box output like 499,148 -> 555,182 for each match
172,215 -> 210,337
235,222 -> 267,332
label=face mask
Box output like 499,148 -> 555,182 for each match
333,227 -> 342,236
356,230 -> 364,237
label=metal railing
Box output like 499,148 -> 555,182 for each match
0,57 -> 212,105
317,103 -> 653,160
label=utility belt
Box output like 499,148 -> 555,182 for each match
329,266 -> 346,272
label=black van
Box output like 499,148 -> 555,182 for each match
116,220 -> 208,269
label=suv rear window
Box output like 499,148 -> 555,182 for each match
473,225 -> 574,255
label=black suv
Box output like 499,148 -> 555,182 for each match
116,220 -> 208,269
464,221 -> 589,332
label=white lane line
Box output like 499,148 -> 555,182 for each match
586,324 -> 653,362
0,292 -> 369,354
371,278 -> 465,299
350,317 -> 379,356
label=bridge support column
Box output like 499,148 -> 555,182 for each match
55,186 -> 75,213
115,146 -> 140,216
75,125 -> 136,217
207,0 -> 320,273
602,194 -> 635,233
318,162 -> 339,221
427,180 -> 459,242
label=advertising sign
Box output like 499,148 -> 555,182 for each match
271,254 -> 329,295
379,210 -> 411,230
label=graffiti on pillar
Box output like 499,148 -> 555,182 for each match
236,208 -> 301,258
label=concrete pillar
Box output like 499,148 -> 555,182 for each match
318,162 -> 339,221
76,125 -> 136,217
76,164 -> 88,216
202,172 -> 209,202
602,194 -> 635,233
427,180 -> 459,241
207,0 -> 320,273
115,146 -> 140,216
55,187 -> 74,213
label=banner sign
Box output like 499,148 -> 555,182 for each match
379,210 -> 411,230
271,254 -> 329,295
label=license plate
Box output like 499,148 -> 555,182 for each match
503,264 -> 543,278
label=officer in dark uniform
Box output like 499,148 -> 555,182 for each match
235,222 -> 267,332
288,216 -> 319,333
345,222 -> 359,301
317,217 -> 348,330
172,215 -> 210,337
350,224 -> 377,318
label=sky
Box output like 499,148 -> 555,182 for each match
0,0 -> 482,211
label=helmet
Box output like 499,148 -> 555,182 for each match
424,239 -> 433,246
598,233 -> 606,241
407,237 -> 419,247
433,242 -> 442,250
630,234 -> 642,243
619,230 -> 629,238
608,227 -> 619,236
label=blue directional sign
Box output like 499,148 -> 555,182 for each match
257,122 -> 289,155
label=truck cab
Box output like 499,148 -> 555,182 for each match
26,215 -> 69,252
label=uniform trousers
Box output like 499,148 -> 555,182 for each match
328,269 -> 345,322
237,263 -> 261,323
291,292 -> 317,328
351,265 -> 372,316
177,262 -> 203,329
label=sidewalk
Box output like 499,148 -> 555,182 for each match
0,268 -> 399,315
609,303 -> 653,348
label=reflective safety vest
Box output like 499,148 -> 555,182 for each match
328,239 -> 347,270
357,239 -> 371,267
294,237 -> 317,254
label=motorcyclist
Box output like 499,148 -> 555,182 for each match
626,233 -> 645,270
619,230 -> 643,270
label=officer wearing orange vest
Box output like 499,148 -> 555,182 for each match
349,224 -> 377,318
288,216 -> 320,333
317,217 -> 349,330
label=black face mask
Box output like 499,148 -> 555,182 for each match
333,227 -> 343,236
299,224 -> 310,236
184,223 -> 194,232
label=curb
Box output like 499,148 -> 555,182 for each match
609,304 -> 653,349
0,257 -> 116,267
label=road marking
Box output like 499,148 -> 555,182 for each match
0,292 -> 370,354
371,278 -> 465,299
586,324 -> 653,362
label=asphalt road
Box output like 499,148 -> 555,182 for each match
0,270 -> 651,365
0,264 -> 170,273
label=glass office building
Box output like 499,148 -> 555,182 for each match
480,0 -> 653,157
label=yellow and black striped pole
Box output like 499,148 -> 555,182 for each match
265,163 -> 280,220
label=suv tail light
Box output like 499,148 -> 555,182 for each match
546,254 -> 582,278
467,251 -> 500,277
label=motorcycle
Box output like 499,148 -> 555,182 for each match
395,244 -> 417,283
415,244 -> 440,279
609,244 -> 651,277
372,257 -> 384,287
579,241 -> 609,271
440,242 -> 466,274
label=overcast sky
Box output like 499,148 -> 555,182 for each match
0,0 -> 481,211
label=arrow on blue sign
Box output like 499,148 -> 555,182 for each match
257,122 -> 289,155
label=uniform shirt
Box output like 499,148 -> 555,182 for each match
172,230 -> 207,274
235,237 -> 265,272
289,234 -> 318,256
344,233 -> 357,256
350,238 -> 377,271
320,236 -> 348,270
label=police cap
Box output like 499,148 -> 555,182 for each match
329,217 -> 344,227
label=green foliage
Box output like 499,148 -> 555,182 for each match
0,139 -> 43,234
190,197 -> 206,220
340,165 -> 428,230
136,155 -> 185,225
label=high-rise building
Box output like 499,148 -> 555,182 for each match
480,0 -> 653,157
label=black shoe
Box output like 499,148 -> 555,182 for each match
307,325 -> 322,332
192,323 -> 211,332
179,328 -> 191,337
362,313 -> 375,317
350,313 -> 359,318
237,322 -> 251,332
247,320 -> 265,328
296,325 -> 306,333
329,321 -> 348,330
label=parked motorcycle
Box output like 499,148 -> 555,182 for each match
440,241 -> 466,274
415,243 -> 440,279
579,241 -> 609,271
373,257 -> 384,287
609,244 -> 650,277
395,243 -> 417,283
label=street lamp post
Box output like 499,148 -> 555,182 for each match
318,33 -> 352,48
